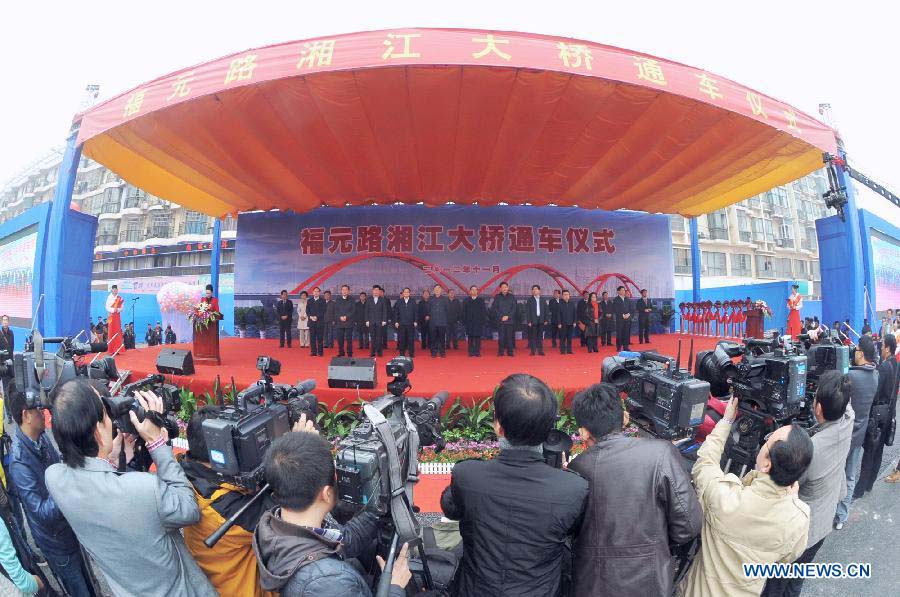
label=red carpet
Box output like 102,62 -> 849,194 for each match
112,334 -> 724,407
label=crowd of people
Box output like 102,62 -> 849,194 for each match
270,283 -> 655,358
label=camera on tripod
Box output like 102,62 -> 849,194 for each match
201,356 -> 318,490
601,339 -> 710,440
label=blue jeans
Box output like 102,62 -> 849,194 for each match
835,445 -> 863,524
45,549 -> 95,597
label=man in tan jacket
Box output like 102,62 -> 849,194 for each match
680,397 -> 813,596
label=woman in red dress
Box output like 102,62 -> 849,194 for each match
105,284 -> 124,353
786,284 -> 803,337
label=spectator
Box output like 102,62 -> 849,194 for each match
440,374 -> 588,597
854,334 -> 897,497
123,323 -> 136,349
680,396 -> 812,596
145,323 -> 156,346
569,383 -> 701,596
834,335 -> 879,528
7,388 -> 96,596
253,431 -> 410,596
181,406 -> 277,596
164,324 -> 177,345
0,518 -> 41,596
45,380 -> 216,596
762,371 -> 854,597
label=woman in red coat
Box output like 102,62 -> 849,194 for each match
786,284 -> 803,338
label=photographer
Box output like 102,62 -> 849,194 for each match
762,371 -> 854,597
568,383 -> 701,596
180,405 -> 276,597
680,397 -> 812,596
440,373 -> 588,597
6,388 -> 95,596
44,379 -> 216,597
834,335 -> 879,529
253,431 -> 411,596
854,334 -> 897,498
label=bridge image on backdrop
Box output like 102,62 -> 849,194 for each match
10,27 -> 889,409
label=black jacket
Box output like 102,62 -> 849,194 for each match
491,292 -> 517,326
429,295 -> 451,327
600,299 -> 614,323
324,299 -> 336,324
548,298 -> 561,325
364,296 -> 388,326
448,298 -> 462,325
306,296 -> 326,325
525,296 -> 548,325
612,296 -> 633,323
568,434 -> 702,596
558,299 -> 577,325
332,296 -> 355,329
0,326 -> 13,353
274,299 -> 293,323
393,298 -> 417,326
637,298 -> 653,320
441,449 -> 588,597
353,300 -> 367,325
417,298 -> 430,325
462,297 -> 487,336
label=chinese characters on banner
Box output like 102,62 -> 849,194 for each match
300,224 -> 616,256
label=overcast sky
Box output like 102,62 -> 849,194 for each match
2,0 -> 897,219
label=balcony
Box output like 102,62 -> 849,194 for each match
120,229 -> 144,243
708,227 -> 729,241
181,221 -> 211,235
674,264 -> 692,275
738,231 -> 752,243
123,192 -> 145,209
95,234 -> 119,247
774,238 -> 795,249
147,225 -> 174,239
100,202 -> 121,215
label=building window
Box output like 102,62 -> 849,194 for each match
774,257 -> 792,278
737,211 -> 751,242
674,248 -> 692,274
221,249 -> 236,265
183,211 -> 209,235
150,214 -> 172,238
756,255 -> 774,278
177,251 -> 212,267
793,259 -> 809,279
707,211 -> 729,240
732,253 -> 752,277
810,260 -> 821,280
701,251 -> 727,276
670,215 -> 686,232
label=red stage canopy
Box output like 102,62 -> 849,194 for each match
75,28 -> 836,218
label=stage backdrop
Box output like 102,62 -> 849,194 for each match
235,206 -> 673,301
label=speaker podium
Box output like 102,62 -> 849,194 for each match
192,324 -> 221,365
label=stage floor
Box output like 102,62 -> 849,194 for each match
112,334 -> 723,406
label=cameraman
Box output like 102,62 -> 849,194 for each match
568,383 -> 701,596
440,373 -> 588,597
253,431 -> 411,596
6,388 -> 95,596
44,379 -> 216,596
680,397 -> 812,596
762,371 -> 854,597
180,405 -> 276,596
834,335 -> 879,529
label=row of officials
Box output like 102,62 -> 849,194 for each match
270,283 -> 654,358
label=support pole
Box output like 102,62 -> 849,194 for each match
210,218 -> 222,297
44,131 -> 83,336
833,148 -> 864,332
689,217 -> 702,303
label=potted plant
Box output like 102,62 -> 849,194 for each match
234,307 -> 248,338
255,305 -> 269,339
659,304 -> 676,333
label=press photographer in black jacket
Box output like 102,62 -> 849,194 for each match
440,374 -> 588,597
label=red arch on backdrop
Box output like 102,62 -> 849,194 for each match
481,264 -> 583,296
290,252 -> 469,295
582,272 -> 642,295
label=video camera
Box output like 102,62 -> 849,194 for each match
102,374 -> 181,437
695,338 -> 808,475
1,331 -> 118,408
601,339 -> 710,440
201,356 -> 318,490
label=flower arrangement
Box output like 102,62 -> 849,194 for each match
188,300 -> 223,331
754,300 -> 774,318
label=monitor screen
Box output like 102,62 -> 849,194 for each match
871,230 -> 900,312
0,224 -> 38,328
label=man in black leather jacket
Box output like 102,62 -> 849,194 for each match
568,383 -> 702,596
440,374 -> 588,597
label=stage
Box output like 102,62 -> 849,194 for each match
111,333 -> 724,406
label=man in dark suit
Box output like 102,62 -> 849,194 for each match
417,290 -> 431,351
637,289 -> 653,344
491,282 -> 517,357
429,285 -> 450,358
393,287 -> 417,357
447,289 -> 462,350
599,291 -> 614,347
525,285 -> 548,356
274,290 -> 293,348
613,285 -> 633,351
354,292 -> 369,350
548,290 -> 561,348
333,284 -> 355,357
462,286 -> 487,357
365,285 -> 389,358
441,374 -> 588,597
306,286 -> 326,356
557,290 -> 577,355
323,290 -> 335,348
577,291 -> 589,347
0,314 -> 13,354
